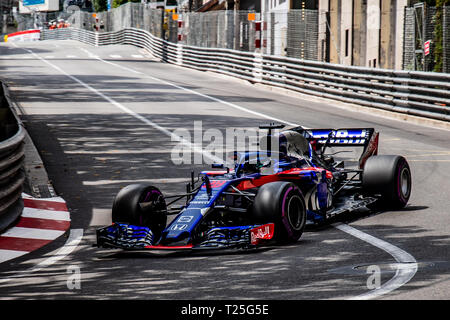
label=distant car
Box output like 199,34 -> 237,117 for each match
96,124 -> 411,251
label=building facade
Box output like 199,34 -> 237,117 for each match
318,0 -> 409,70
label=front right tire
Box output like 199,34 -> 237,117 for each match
112,184 -> 167,238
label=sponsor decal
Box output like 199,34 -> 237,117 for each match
171,224 -> 188,231
23,0 -> 46,5
250,223 -> 274,245
177,216 -> 194,223
308,129 -> 368,145
201,180 -> 227,189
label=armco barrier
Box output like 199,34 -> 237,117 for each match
0,82 -> 25,232
41,28 -> 450,122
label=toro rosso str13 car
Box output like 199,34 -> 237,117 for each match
96,124 -> 412,251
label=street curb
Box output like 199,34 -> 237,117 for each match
0,194 -> 71,264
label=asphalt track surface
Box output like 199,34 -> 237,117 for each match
0,40 -> 449,301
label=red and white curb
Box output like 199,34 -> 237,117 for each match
0,193 -> 70,264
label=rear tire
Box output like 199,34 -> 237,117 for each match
112,184 -> 167,238
253,181 -> 306,243
362,155 -> 411,209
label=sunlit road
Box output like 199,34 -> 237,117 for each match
0,40 -> 449,300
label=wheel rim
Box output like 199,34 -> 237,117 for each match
140,188 -> 166,227
287,195 -> 304,231
400,167 -> 411,198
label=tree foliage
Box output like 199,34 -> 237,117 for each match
433,0 -> 449,72
112,0 -> 141,9
93,0 -> 108,12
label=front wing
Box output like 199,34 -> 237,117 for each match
96,223 -> 275,251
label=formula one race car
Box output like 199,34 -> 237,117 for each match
96,124 -> 411,251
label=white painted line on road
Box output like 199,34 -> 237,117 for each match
66,55 -> 77,58
0,249 -> 28,264
85,52 -> 419,299
28,47 -> 223,165
131,54 -> 144,58
80,48 -> 298,127
1,227 -> 65,241
28,228 -> 83,273
109,54 -> 122,59
0,229 -> 83,284
20,45 -> 418,299
333,223 -> 418,300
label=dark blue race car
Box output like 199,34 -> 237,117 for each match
96,124 -> 412,251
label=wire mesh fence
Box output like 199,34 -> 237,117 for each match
14,11 -> 75,31
443,6 -> 450,73
402,5 -> 450,73
66,3 -> 319,61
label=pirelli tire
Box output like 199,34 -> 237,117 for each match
253,181 -> 307,243
112,184 -> 167,238
362,155 -> 412,209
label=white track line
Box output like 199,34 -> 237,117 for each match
84,48 -> 418,299
334,223 -> 418,300
80,48 -> 298,127
28,228 -> 83,273
20,45 -> 417,299
0,229 -> 83,284
0,250 -> 28,264
27,47 -> 223,164
1,227 -> 65,240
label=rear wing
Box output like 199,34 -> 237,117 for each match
290,127 -> 379,168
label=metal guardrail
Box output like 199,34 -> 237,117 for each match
41,28 -> 450,122
0,82 -> 25,232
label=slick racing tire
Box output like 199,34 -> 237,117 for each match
112,184 -> 167,238
253,181 -> 307,243
362,155 -> 412,209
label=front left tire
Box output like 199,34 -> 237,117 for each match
253,181 -> 307,243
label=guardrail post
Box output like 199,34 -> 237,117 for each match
252,53 -> 263,83
176,43 -> 183,66
394,70 -> 411,113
